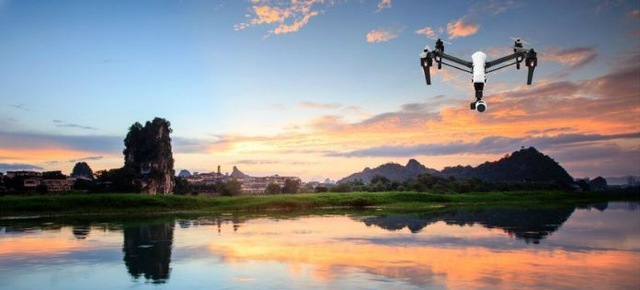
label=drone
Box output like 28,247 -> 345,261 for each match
420,38 -> 538,112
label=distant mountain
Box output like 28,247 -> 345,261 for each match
230,166 -> 248,178
339,147 -> 574,185
440,147 -> 574,184
338,159 -> 439,184
604,176 -> 640,186
177,170 -> 192,178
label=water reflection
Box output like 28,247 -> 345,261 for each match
0,202 -> 638,290
123,223 -> 174,283
72,224 -> 91,240
361,206 -> 576,243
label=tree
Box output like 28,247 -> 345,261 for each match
282,178 -> 301,194
329,183 -> 352,193
315,186 -> 329,193
173,177 -> 191,195
589,176 -> 608,191
94,167 -> 140,193
71,162 -> 94,179
222,179 -> 242,196
370,175 -> 390,185
265,183 -> 281,195
42,171 -> 66,179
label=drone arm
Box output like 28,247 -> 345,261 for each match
485,52 -> 524,69
436,51 -> 473,68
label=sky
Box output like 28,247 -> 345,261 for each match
0,0 -> 639,181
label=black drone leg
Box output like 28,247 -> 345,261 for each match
471,83 -> 484,110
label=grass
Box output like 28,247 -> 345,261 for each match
0,190 -> 638,217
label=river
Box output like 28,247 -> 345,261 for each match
0,202 -> 638,290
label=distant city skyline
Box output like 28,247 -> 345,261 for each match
0,0 -> 639,181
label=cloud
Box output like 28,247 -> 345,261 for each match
446,17 -> 480,39
68,156 -> 104,163
0,163 -> 44,172
526,127 -> 576,135
309,100 -> 442,133
234,0 -> 332,35
476,0 -> 521,16
10,104 -> 30,112
376,0 -> 391,12
550,144 -> 640,177
627,9 -> 640,20
299,101 -> 342,109
327,132 -> 640,157
235,159 -> 317,166
415,26 -> 444,40
0,131 -> 122,153
595,0 -> 626,14
366,28 -> 400,43
53,120 -> 97,130
481,49 -> 640,124
540,47 -> 597,69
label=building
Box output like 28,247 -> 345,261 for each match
23,178 -> 42,189
6,171 -> 42,179
184,165 -> 301,195
240,175 -> 301,194
42,179 -> 75,192
21,177 -> 75,192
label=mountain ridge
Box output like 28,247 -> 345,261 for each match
338,147 -> 574,185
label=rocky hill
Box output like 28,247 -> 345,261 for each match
339,147 -> 574,185
123,117 -> 175,195
338,159 -> 439,184
440,147 -> 574,184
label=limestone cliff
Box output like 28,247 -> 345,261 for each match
123,117 -> 175,195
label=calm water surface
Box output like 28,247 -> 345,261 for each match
0,202 -> 639,290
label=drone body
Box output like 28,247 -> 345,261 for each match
420,38 -> 538,112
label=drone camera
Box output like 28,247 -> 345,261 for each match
472,100 -> 487,113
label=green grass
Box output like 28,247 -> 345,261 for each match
0,190 -> 637,217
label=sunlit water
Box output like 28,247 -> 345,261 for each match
0,202 -> 639,290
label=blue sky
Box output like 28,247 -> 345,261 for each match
0,0 -> 639,180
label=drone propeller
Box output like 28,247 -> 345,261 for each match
510,37 -> 530,45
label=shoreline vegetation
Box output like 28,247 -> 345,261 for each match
1,190 -> 638,217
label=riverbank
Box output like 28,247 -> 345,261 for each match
0,190 -> 638,217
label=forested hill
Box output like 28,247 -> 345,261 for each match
338,159 -> 439,184
339,147 -> 574,185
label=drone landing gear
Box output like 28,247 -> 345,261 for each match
470,83 -> 487,113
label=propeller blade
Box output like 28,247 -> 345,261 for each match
510,37 -> 530,45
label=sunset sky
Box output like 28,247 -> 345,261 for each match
0,0 -> 638,181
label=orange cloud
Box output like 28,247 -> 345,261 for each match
540,47 -> 597,68
235,0 -> 332,35
376,0 -> 392,12
299,101 -> 342,109
366,28 -> 400,43
446,17 -> 480,39
415,26 -> 444,40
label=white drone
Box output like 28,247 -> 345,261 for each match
420,38 -> 538,112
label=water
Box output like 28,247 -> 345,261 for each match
0,202 -> 639,290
